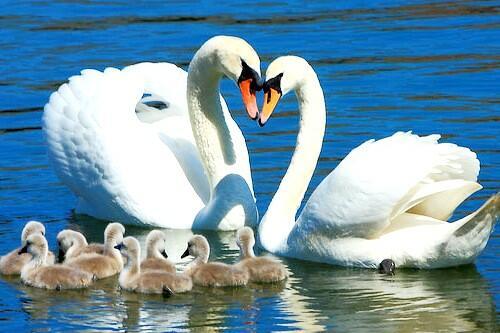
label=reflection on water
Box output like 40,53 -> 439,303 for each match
0,0 -> 498,331
1,217 -> 497,332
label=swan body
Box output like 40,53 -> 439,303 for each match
43,36 -> 260,230
235,227 -> 288,283
65,223 -> 125,279
118,237 -> 192,295
258,56 -> 497,269
0,221 -> 55,275
20,234 -> 93,290
57,229 -> 104,262
181,235 -> 248,287
140,230 -> 176,274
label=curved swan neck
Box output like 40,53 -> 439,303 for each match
73,232 -> 88,247
187,49 -> 236,193
126,249 -> 140,272
146,243 -> 159,259
240,243 -> 255,258
259,67 -> 326,252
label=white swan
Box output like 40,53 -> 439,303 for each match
42,36 -> 261,230
257,56 -> 498,269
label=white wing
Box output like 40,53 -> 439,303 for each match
43,63 -> 208,227
295,131 -> 481,238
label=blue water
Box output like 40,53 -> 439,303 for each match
0,0 -> 498,331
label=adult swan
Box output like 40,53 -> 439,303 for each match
43,36 -> 261,230
257,56 -> 498,268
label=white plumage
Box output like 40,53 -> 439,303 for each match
43,37 -> 261,230
258,56 -> 497,269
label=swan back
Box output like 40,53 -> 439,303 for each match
43,63 -> 207,227
295,132 -> 481,240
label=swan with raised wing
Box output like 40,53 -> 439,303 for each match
257,56 -> 497,269
43,36 -> 261,230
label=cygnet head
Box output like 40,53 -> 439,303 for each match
192,35 -> 262,120
145,230 -> 168,259
114,236 -> 140,264
57,229 -> 87,262
21,221 -> 46,244
18,233 -> 48,260
236,227 -> 256,258
181,235 -> 210,263
259,56 -> 316,126
104,222 -> 125,247
236,227 -> 255,249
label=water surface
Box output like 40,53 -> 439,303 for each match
0,0 -> 498,331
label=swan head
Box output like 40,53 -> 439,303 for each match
114,236 -> 140,262
146,230 -> 168,259
181,235 -> 210,262
18,233 -> 48,259
259,56 -> 314,126
21,221 -> 45,244
194,36 -> 262,120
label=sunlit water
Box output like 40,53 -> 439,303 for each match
0,0 -> 498,331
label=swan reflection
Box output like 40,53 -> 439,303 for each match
3,215 -> 495,332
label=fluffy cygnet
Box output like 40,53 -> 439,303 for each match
0,221 -> 55,275
65,222 -> 125,279
57,229 -> 104,262
19,233 -> 93,290
117,236 -> 192,295
235,227 -> 288,283
181,235 -> 249,287
140,230 -> 176,274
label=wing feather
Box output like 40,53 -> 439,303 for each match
295,132 -> 480,238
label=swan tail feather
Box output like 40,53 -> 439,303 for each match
437,193 -> 498,267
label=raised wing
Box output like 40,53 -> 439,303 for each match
43,63 -> 206,227
295,132 -> 480,239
